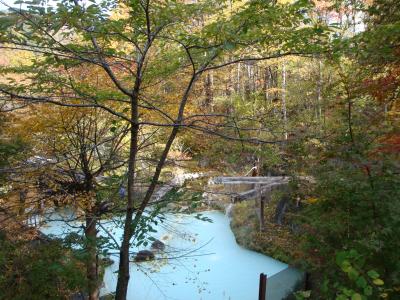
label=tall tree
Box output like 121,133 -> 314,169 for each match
0,0 -> 325,298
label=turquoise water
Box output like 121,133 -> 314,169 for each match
41,210 -> 302,300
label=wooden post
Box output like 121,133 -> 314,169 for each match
254,183 -> 265,232
259,273 -> 267,300
260,196 -> 265,232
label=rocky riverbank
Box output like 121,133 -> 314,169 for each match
229,196 -> 300,266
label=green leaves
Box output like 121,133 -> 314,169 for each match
333,250 -> 389,299
351,293 -> 362,300
356,276 -> 367,289
367,270 -> 380,279
223,41 -> 235,51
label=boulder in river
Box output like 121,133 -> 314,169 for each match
134,250 -> 155,262
150,239 -> 165,251
101,256 -> 114,266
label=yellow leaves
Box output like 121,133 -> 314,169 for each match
47,181 -> 60,191
109,3 -> 130,21
76,191 -> 97,210
373,279 -> 384,286
380,293 -> 388,298
308,138 -> 322,146
53,191 -> 97,211
277,0 -> 293,4
306,197 -> 318,204
0,48 -> 34,88
266,87 -> 285,94
0,48 -> 33,68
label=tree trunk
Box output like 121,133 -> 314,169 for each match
316,58 -> 323,121
203,72 -> 213,107
244,63 -> 251,98
115,98 -> 139,300
236,62 -> 241,94
281,62 -> 288,140
18,189 -> 26,216
225,63 -> 235,97
86,215 -> 99,300
263,67 -> 269,103
115,72 -> 198,300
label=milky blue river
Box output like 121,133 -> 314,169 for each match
41,210 -> 302,300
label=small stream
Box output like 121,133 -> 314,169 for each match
41,210 -> 302,300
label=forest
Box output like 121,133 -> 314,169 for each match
0,0 -> 399,299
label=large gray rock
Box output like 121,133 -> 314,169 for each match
101,256 -> 114,266
151,239 -> 165,251
134,250 -> 155,262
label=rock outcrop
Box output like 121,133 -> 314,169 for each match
150,239 -> 165,251
134,250 -> 155,262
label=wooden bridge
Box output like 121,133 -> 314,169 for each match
211,176 -> 289,203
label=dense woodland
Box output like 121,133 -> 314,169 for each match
0,0 -> 399,299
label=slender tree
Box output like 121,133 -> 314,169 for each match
0,0 -> 325,298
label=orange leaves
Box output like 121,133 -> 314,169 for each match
363,66 -> 400,104
375,134 -> 400,154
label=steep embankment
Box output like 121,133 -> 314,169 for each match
230,199 -> 300,265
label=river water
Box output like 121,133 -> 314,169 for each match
41,210 -> 303,300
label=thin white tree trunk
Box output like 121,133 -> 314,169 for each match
282,62 -> 288,140
316,58 -> 322,120
236,62 -> 241,94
